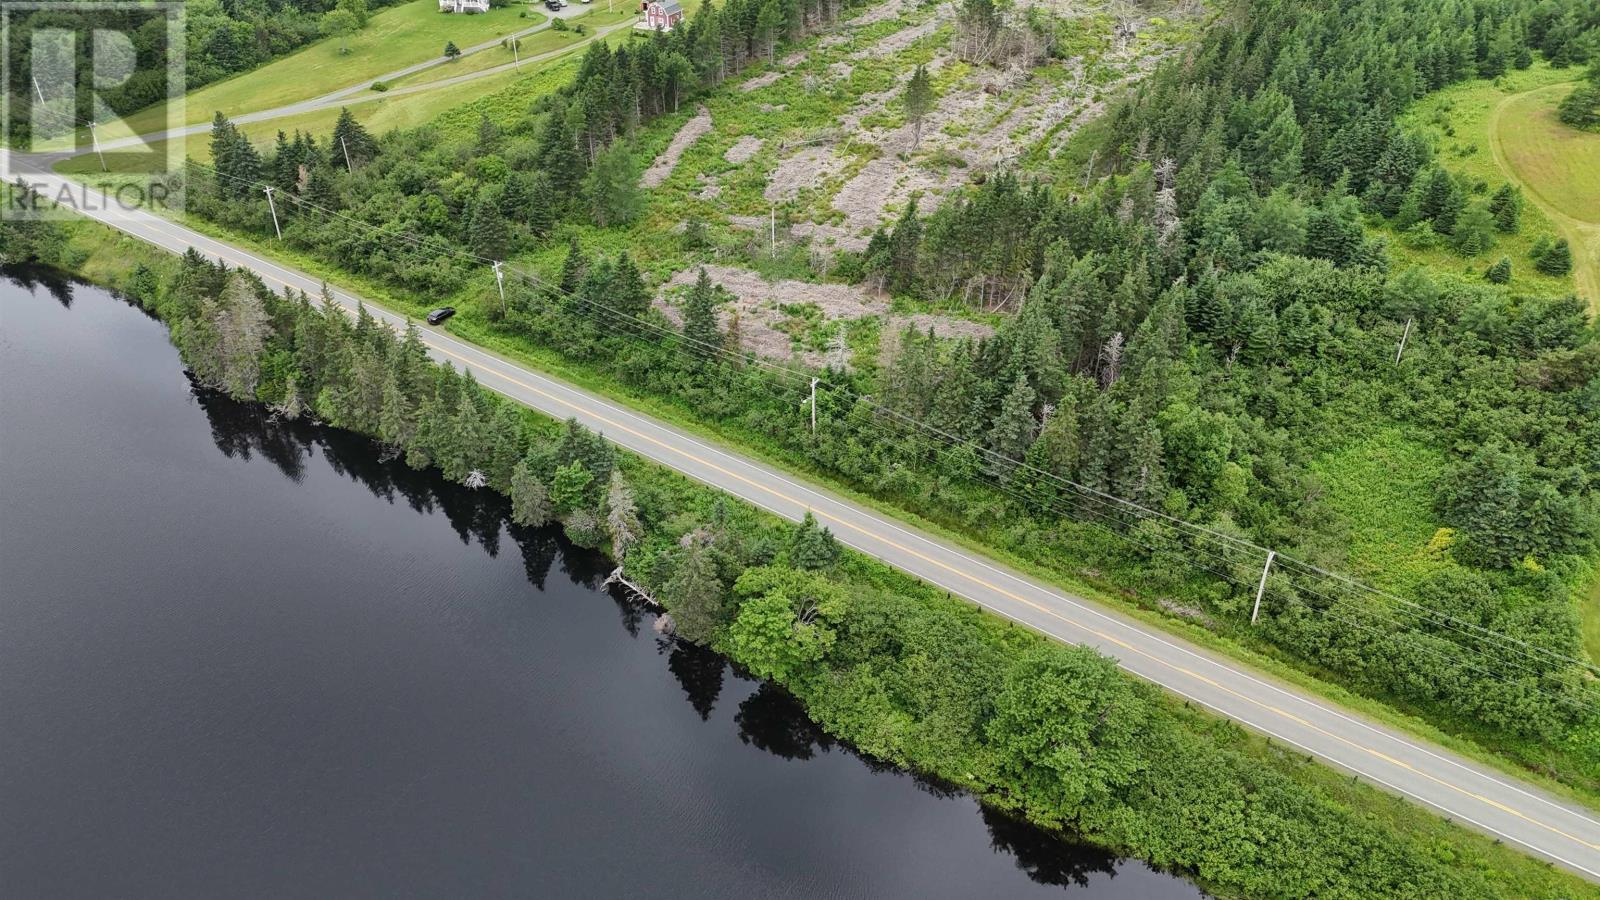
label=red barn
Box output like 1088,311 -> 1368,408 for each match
636,0 -> 684,31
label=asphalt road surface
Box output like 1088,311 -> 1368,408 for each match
7,158 -> 1600,882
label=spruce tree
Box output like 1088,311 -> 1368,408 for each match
664,541 -> 727,643
787,512 -> 840,570
902,65 -> 934,152
986,374 -> 1038,478
272,130 -> 297,193
584,143 -> 641,228
1488,184 -> 1521,233
610,251 -> 651,321
1484,256 -> 1512,284
486,403 -> 523,488
1536,238 -> 1573,276
468,196 -> 510,263
556,236 -> 588,304
682,268 -> 723,359
510,457 -> 552,528
1450,204 -> 1496,257
887,198 -> 922,295
1418,167 -> 1464,234
756,0 -> 783,62
378,361 -> 414,450
525,173 -> 557,237
330,107 -> 376,169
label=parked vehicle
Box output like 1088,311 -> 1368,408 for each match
425,307 -> 456,325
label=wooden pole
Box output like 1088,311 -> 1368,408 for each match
1250,550 -> 1276,624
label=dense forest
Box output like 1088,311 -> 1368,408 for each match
2,0 -> 392,147
3,228 -> 1579,897
179,0 -> 1600,786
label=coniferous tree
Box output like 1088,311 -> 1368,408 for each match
485,403 -> 523,488
1418,167 -> 1465,234
887,199 -> 922,295
682,268 -> 723,359
986,375 -> 1038,478
271,131 -> 297,193
903,65 -> 934,152
665,540 -> 727,643
584,143 -> 641,228
1558,68 -> 1600,130
1484,256 -> 1512,284
787,511 -> 839,570
556,236 -> 588,304
1537,238 -> 1574,276
610,252 -> 651,322
1488,184 -> 1522,233
209,112 -> 262,199
1451,204 -> 1497,256
524,172 -> 558,238
756,0 -> 783,62
330,107 -> 376,169
1304,195 -> 1365,266
468,196 -> 511,263
510,455 -> 552,527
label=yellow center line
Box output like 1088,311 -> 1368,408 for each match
196,252 -> 1600,856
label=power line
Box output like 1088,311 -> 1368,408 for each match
134,159 -> 1600,701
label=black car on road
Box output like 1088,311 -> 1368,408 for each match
425,307 -> 456,325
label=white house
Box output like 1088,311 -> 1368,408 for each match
635,0 -> 683,31
440,0 -> 490,12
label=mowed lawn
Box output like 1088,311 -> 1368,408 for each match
385,5 -> 636,87
1496,84 -> 1600,226
1491,80 -> 1600,308
56,30 -> 610,173
106,0 -> 545,139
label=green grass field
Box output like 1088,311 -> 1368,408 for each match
57,29 -> 622,172
103,0 -> 546,141
1492,81 -> 1600,307
385,6 -> 637,88
1390,64 -> 1577,298
1394,63 -> 1599,309
1308,431 -> 1454,596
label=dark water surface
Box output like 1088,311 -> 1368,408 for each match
0,268 -> 1203,899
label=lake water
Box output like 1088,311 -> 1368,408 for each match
0,267 -> 1202,898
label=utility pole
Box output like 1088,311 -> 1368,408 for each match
31,74 -> 45,105
512,37 -> 520,65
88,120 -> 105,172
1250,550 -> 1276,624
341,136 -> 353,172
809,377 -> 818,434
1394,316 -> 1413,365
263,186 -> 282,239
492,260 -> 507,317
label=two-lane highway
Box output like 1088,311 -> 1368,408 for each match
8,158 -> 1600,881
